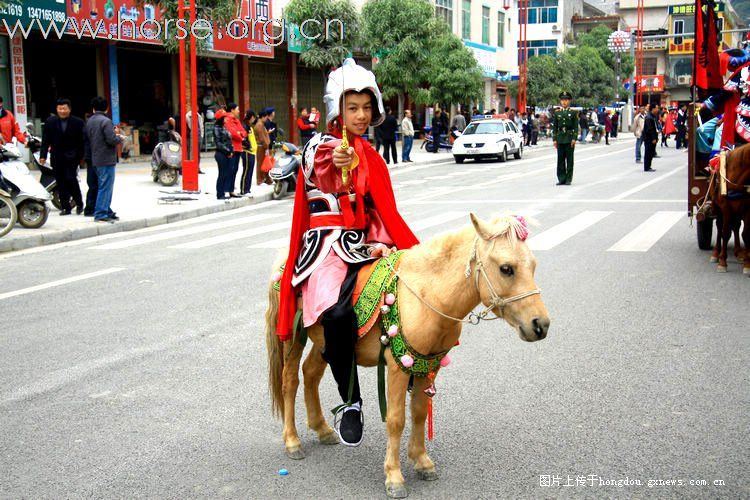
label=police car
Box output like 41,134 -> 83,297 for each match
452,117 -> 524,164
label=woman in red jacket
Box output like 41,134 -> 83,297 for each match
223,102 -> 247,198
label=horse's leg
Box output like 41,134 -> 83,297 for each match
407,375 -> 438,481
281,339 -> 306,459
718,212 -> 731,272
734,220 -> 744,263
711,214 -> 721,263
302,342 -> 339,445
742,213 -> 750,275
384,363 -> 411,499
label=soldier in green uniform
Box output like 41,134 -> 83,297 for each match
553,91 -> 578,185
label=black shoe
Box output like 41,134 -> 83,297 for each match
84,212 -> 94,217
556,182 -> 566,185
76,206 -> 84,215
60,209 -> 71,216
109,214 -> 120,221
565,182 -> 572,185
95,217 -> 114,223
644,168 -> 656,172
334,402 -> 364,447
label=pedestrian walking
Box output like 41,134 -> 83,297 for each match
264,107 -> 278,144
431,110 -> 443,154
401,109 -> 415,162
224,102 -> 247,198
297,107 -> 317,147
675,104 -> 688,149
83,96 -> 122,223
450,111 -> 466,132
254,109 -> 272,185
553,91 -> 578,185
611,111 -> 619,138
39,98 -> 85,216
82,113 -> 98,217
578,111 -> 589,143
660,110 -> 670,147
633,105 -> 646,163
604,111 -> 612,145
642,103 -> 660,172
531,114 -> 540,145
241,110 -> 257,196
0,96 -> 26,145
213,110 -> 234,200
380,107 -> 398,164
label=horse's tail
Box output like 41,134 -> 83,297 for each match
265,250 -> 287,420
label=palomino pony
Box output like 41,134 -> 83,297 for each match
710,143 -> 750,274
264,213 -> 551,498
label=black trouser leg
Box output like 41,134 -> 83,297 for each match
65,164 -> 83,208
644,141 -> 655,170
321,263 -> 363,404
565,143 -> 575,183
52,164 -> 71,211
389,141 -> 397,164
85,162 -> 98,215
382,140 -> 391,163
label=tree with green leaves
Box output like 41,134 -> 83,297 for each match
427,27 -> 484,109
283,0 -> 360,70
360,0 -> 435,115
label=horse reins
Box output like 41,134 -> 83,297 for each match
385,236 -> 541,325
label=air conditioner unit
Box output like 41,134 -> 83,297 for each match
677,75 -> 691,85
551,24 -> 560,32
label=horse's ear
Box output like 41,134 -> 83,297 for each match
470,212 -> 494,240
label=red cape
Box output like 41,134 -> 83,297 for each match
276,132 -> 419,340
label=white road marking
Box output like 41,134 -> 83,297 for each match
610,166 -> 684,200
527,211 -> 612,250
607,211 -> 684,252
90,213 -> 282,250
170,221 -> 291,249
400,179 -> 427,185
410,211 -> 469,232
425,175 -> 453,180
248,237 -> 289,249
0,268 -> 125,301
0,200 -> 287,260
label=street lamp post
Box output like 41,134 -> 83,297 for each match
608,30 -> 631,131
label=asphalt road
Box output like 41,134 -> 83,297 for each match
1,136 -> 747,499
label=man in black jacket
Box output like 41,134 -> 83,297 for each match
379,107 -> 398,164
39,98 -> 85,215
642,103 -> 660,172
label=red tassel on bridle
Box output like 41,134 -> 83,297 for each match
426,372 -> 435,441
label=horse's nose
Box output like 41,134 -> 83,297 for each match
532,317 -> 550,340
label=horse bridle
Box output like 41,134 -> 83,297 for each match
386,236 -> 541,325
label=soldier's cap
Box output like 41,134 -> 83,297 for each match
559,91 -> 572,100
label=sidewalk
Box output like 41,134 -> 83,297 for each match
1,141 -> 454,253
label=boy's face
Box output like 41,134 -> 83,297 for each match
342,92 -> 372,136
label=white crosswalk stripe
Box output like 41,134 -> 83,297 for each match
410,211 -> 468,232
90,213 -> 283,250
607,211 -> 684,252
527,211 -> 612,250
170,221 -> 291,249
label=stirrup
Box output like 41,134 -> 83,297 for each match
333,402 -> 364,447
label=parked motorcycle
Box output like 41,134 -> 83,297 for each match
151,130 -> 182,186
421,126 -> 454,153
268,142 -> 301,200
0,172 -> 17,237
0,139 -> 52,228
24,124 -> 72,210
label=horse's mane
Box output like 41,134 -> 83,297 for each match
727,143 -> 750,187
406,213 -> 529,261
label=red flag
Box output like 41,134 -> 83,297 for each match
693,0 -> 723,90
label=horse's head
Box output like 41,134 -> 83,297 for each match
468,213 -> 550,342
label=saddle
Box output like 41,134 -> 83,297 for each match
352,251 -> 403,337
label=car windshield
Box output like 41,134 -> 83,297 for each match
463,122 -> 505,135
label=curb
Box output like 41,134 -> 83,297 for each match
0,191 -> 274,253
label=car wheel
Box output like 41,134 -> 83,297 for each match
514,145 -> 523,160
454,155 -> 465,164
499,147 -> 507,163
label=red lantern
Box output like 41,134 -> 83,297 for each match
503,0 -> 511,10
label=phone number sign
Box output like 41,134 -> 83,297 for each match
0,0 -> 67,26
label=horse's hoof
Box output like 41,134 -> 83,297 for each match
743,267 -> 750,275
319,431 -> 339,445
385,483 -> 408,498
717,265 -> 728,273
286,446 -> 305,460
416,469 -> 439,481
709,256 -> 718,263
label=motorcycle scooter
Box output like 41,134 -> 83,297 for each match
421,126 -> 456,153
0,172 -> 18,237
268,142 -> 301,200
24,124 -> 73,210
151,130 -> 182,186
0,139 -> 52,228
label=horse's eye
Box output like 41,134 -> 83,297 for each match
500,265 -> 514,277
